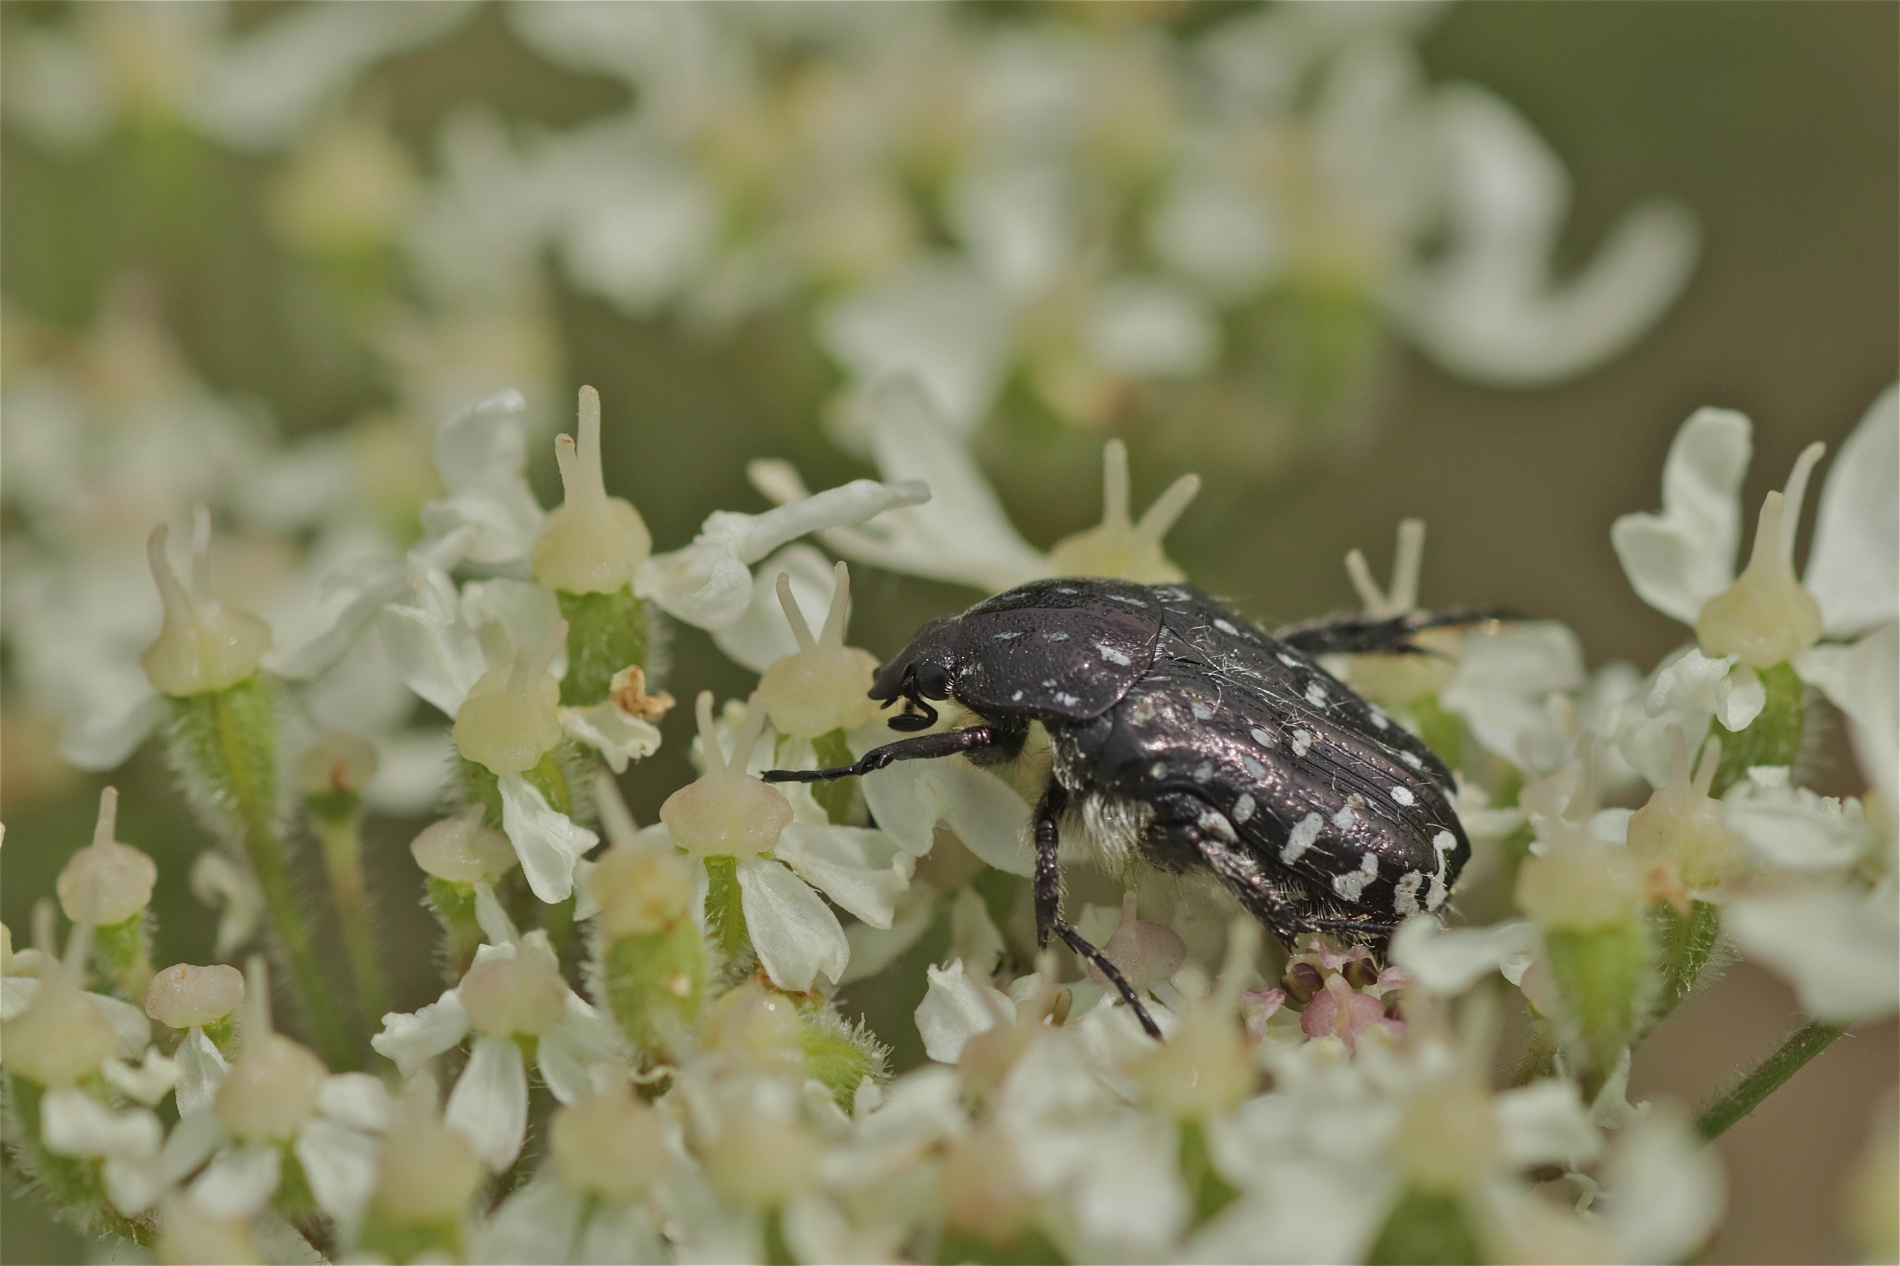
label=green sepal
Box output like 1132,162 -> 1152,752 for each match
355,1203 -> 466,1265
203,1013 -> 238,1055
1710,661 -> 1806,796
703,855 -> 754,974
601,922 -> 708,1059
799,1012 -> 888,1114
558,586 -> 648,706
936,1226 -> 1069,1266
426,877 -> 486,983
1178,1117 -> 1239,1226
93,913 -> 152,1001
459,749 -> 574,825
1644,898 -> 1724,1036
1545,919 -> 1653,1096
1367,1187 -> 1482,1266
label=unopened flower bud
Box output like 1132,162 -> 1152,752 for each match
590,840 -> 694,939
1282,960 -> 1325,1006
213,958 -> 327,1142
453,621 -> 567,775
459,937 -> 568,1038
699,982 -> 803,1076
297,733 -> 378,801
373,1088 -> 484,1228
139,513 -> 271,697
1390,1075 -> 1501,1196
1087,893 -> 1186,994
700,1115 -> 820,1207
410,808 -> 517,885
1,925 -> 118,1086
550,1075 -> 672,1201
57,788 -> 157,926
660,693 -> 792,859
1628,727 -> 1743,891
532,386 -> 652,594
1516,839 -> 1646,932
1696,444 -> 1826,668
145,963 -> 245,1030
1048,440 -> 1198,583
760,563 -> 881,737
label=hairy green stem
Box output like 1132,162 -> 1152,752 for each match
1695,1020 -> 1845,1142
208,690 -> 355,1068
313,809 -> 390,1033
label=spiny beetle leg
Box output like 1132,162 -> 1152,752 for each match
1052,917 -> 1162,1040
762,725 -> 995,783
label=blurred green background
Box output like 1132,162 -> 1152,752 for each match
3,3 -> 1894,1262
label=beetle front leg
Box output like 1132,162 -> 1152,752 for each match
762,725 -> 995,783
1033,783 -> 1162,1040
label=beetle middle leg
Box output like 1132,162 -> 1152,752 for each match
1034,782 -> 1162,1040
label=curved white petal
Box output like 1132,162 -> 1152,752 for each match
446,1034 -> 530,1171
774,824 -> 915,929
1796,622 -> 1899,810
418,390 -> 547,566
1611,408 -> 1754,624
1495,1080 -> 1602,1170
1806,385 -> 1899,637
578,1198 -> 668,1264
94,993 -> 152,1060
191,1143 -> 282,1219
461,579 -> 564,675
499,773 -> 599,904
295,1118 -> 380,1229
471,1172 -> 586,1266
1389,917 -> 1540,996
1724,776 -> 1871,872
371,989 -> 472,1078
102,1046 -> 183,1107
1441,621 -> 1586,770
1600,1108 -> 1725,1264
841,886 -> 940,985
377,563 -> 489,718
190,851 -> 264,960
820,265 -> 1014,435
712,544 -> 837,673
736,856 -> 850,992
318,1072 -> 393,1133
174,1027 -> 232,1118
538,994 -> 630,1107
560,701 -> 662,774
57,689 -> 164,772
914,960 -> 1011,1064
1725,880 -> 1900,1023
40,1087 -> 162,1160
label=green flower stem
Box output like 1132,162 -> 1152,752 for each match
1544,920 -> 1651,1099
1178,1118 -> 1240,1226
558,586 -> 648,706
311,802 -> 391,1033
425,878 -> 485,984
703,855 -> 752,969
811,729 -> 857,825
1695,1020 -> 1845,1142
187,685 -> 355,1070
93,913 -> 153,1003
1711,662 -> 1805,796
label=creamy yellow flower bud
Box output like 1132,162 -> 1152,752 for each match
759,563 -> 880,737
297,733 -> 378,799
459,938 -> 568,1038
213,958 -> 327,1142
374,1086 -> 484,1225
550,1074 -> 672,1201
659,692 -> 792,859
453,621 -> 568,775
1,925 -> 118,1086
532,386 -> 652,594
1516,838 -> 1646,932
1697,443 -> 1826,668
146,963 -> 246,1030
57,787 -> 157,926
1628,727 -> 1743,891
701,1115 -> 820,1207
1048,440 -> 1199,583
590,841 -> 694,939
1389,1075 -> 1502,1196
410,808 -> 518,885
699,981 -> 804,1076
139,512 -> 272,697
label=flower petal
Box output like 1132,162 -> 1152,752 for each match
446,1034 -> 530,1171
537,994 -> 630,1107
1389,917 -> 1541,995
914,959 -> 1010,1064
57,690 -> 164,773
418,390 -> 547,566
1611,408 -> 1753,625
101,1046 -> 183,1107
1724,776 -> 1870,872
175,1027 -> 232,1118
499,772 -> 600,904
711,544 -> 838,673
1725,880 -> 1900,1023
841,886 -> 940,985
1600,1107 -> 1725,1264
736,857 -> 850,992
820,265 -> 1014,435
560,701 -> 662,775
1805,384 -> 1899,637
1796,622 -> 1899,811
371,989 -> 472,1078
471,1172 -> 586,1266
40,1087 -> 162,1160
318,1072 -> 393,1133
1495,1079 -> 1603,1170
295,1118 -> 380,1230
191,1143 -> 283,1219
377,562 -> 489,718
774,824 -> 915,929
1441,621 -> 1586,770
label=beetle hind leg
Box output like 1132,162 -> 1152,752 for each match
1033,783 -> 1163,1040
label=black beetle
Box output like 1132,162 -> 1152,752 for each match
766,578 -> 1496,1037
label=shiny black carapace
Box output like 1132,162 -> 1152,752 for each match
767,578 -> 1490,1037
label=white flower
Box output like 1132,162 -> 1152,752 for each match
1725,878 -> 1899,1024
915,959 -> 1014,1064
633,474 -> 929,631
372,919 -> 628,1170
1796,620 -> 1899,814
1440,620 -> 1587,772
417,390 -> 547,568
1595,1106 -> 1726,1263
1389,917 -> 1541,996
1723,768 -> 1874,873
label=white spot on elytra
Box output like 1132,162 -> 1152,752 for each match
1044,630 -> 1069,641
1233,793 -> 1256,823
1400,751 -> 1424,770
1198,810 -> 1238,842
1150,762 -> 1168,779
1250,727 -> 1276,747
1214,618 -> 1239,634
1332,852 -> 1378,902
1241,756 -> 1266,779
1331,797 -> 1360,830
1394,871 -> 1424,917
1291,729 -> 1313,757
1106,594 -> 1147,607
1426,830 -> 1457,910
1281,813 -> 1323,864
1277,653 -> 1300,668
1094,641 -> 1132,666
1391,786 -> 1416,806
1193,762 -> 1214,783
1305,682 -> 1327,706
993,630 -> 1022,640
1055,586 -> 1078,594
1191,701 -> 1215,720
1132,697 -> 1159,723
1011,690 -> 1025,701
1054,692 -> 1081,707
1042,679 -> 1058,688
1369,709 -> 1390,730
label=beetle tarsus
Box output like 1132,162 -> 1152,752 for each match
1051,917 -> 1163,1040
763,725 -> 994,783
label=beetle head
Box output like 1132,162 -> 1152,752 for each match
870,616 -> 958,732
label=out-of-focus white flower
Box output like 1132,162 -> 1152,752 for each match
1725,878 -> 1899,1024
1596,1105 -> 1726,1263
188,852 -> 263,961
1723,768 -> 1874,873
372,915 -> 628,1171
417,390 -> 547,569
1390,916 -> 1540,996
1440,621 -> 1587,772
1083,276 -> 1222,380
1797,620 -> 1900,814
